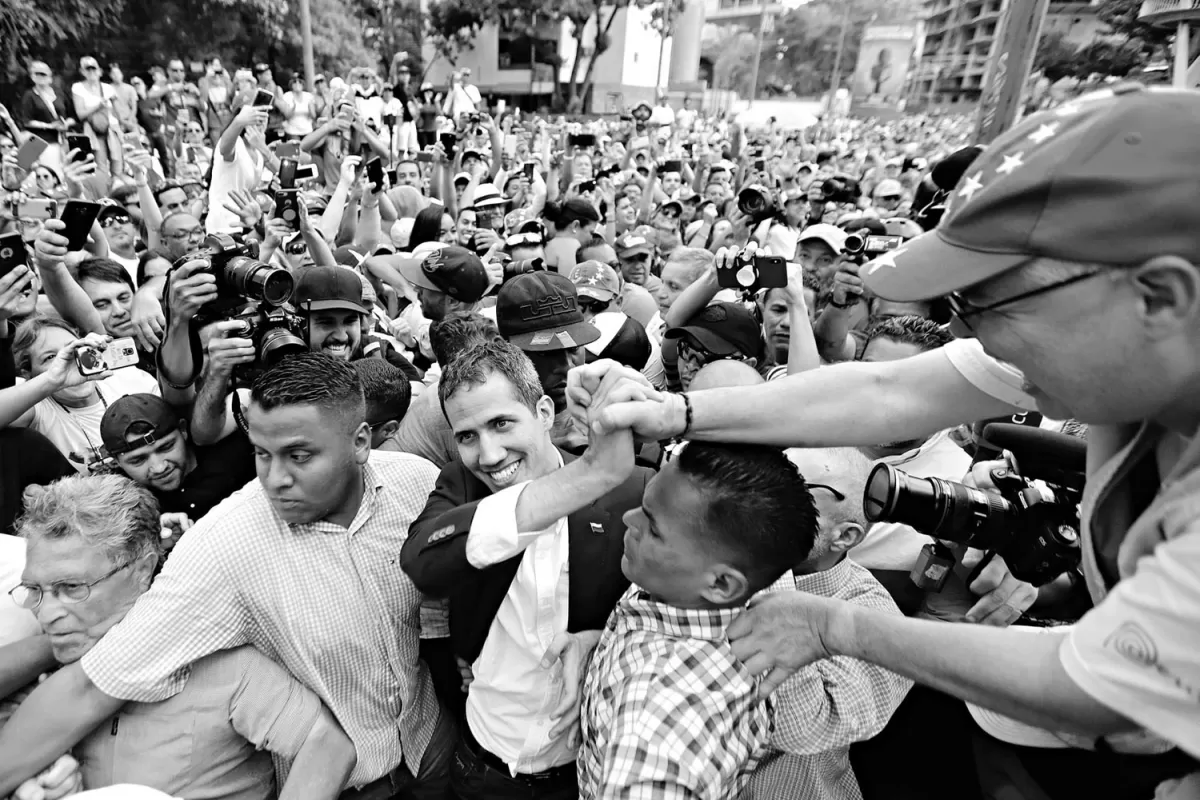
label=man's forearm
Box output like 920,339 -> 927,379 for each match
0,373 -> 55,429
218,120 -> 246,161
38,263 -> 104,335
278,707 -> 356,800
688,349 -> 1015,448
0,662 -> 125,795
514,455 -> 628,533
828,603 -> 1134,736
0,636 -> 54,699
190,370 -> 233,446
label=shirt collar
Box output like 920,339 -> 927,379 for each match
619,587 -> 742,643
792,557 -> 855,599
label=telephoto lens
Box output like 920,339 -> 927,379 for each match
223,257 -> 294,306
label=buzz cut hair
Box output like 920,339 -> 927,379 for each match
251,352 -> 366,432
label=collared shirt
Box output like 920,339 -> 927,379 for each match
78,645 -> 323,800
463,453 -> 575,775
579,585 -> 771,799
741,559 -> 912,800
80,451 -> 442,786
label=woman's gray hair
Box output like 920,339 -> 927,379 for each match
18,475 -> 163,565
665,247 -> 714,281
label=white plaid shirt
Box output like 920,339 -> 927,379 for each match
740,558 -> 912,800
80,451 -> 441,787
578,585 -> 771,800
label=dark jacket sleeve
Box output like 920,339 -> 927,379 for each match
401,460 -> 489,597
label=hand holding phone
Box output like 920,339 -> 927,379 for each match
60,200 -> 103,251
365,158 -> 384,194
77,337 -> 139,376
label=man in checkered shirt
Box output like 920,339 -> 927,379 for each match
576,439 -> 820,799
0,353 -> 455,800
740,447 -> 911,800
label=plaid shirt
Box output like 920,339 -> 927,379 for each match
80,451 -> 441,787
740,559 -> 912,800
578,585 -> 772,800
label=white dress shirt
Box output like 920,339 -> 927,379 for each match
463,452 -> 577,775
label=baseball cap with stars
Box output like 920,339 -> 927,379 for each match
862,83 -> 1200,302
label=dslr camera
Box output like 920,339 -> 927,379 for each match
842,232 -> 904,266
863,423 -> 1084,589
819,174 -> 861,205
736,184 -> 779,223
177,234 -> 307,385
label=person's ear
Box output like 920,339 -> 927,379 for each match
744,356 -> 758,370
1129,257 -> 1200,341
536,394 -> 555,429
352,420 -> 372,464
378,419 -> 400,441
700,564 -> 750,606
827,522 -> 865,556
133,551 -> 159,591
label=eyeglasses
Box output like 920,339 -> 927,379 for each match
99,213 -> 131,228
678,338 -> 734,364
10,560 -> 133,610
82,65 -> 100,72
878,195 -> 901,202
32,72 -> 51,79
947,268 -> 1102,332
166,227 -> 204,241
807,483 -> 846,502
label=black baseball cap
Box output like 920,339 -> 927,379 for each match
397,245 -> 490,304
666,302 -> 762,358
293,266 -> 369,314
498,272 -> 600,352
101,394 -> 181,456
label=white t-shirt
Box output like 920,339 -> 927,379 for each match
28,368 -> 161,473
851,430 -> 973,572
111,253 -> 140,286
0,534 -> 39,647
206,137 -> 263,234
282,90 -> 315,137
756,219 -> 800,261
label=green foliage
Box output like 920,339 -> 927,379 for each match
0,0 -> 123,81
1034,30 -> 1080,82
1094,0 -> 1171,61
1075,38 -> 1146,78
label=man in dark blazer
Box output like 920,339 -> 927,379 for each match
402,338 -> 650,800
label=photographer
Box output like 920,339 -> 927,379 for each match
570,87 -> 1200,786
749,186 -> 808,260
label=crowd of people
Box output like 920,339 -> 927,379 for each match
0,48 -> 1196,800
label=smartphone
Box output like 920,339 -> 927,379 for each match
254,88 -> 275,108
385,167 -> 398,185
662,159 -> 683,174
276,141 -> 300,160
77,337 -> 139,377
522,162 -> 535,181
16,136 -> 49,171
439,132 -> 457,158
578,180 -> 596,194
682,143 -> 694,158
295,163 -> 318,181
718,253 -> 788,291
274,188 -> 300,230
279,158 -> 298,189
382,114 -> 397,128
66,135 -> 92,162
60,200 -> 103,251
0,233 -> 26,278
11,198 -> 58,220
365,158 -> 384,193
754,158 -> 766,171
415,151 -> 434,163
568,133 -> 596,148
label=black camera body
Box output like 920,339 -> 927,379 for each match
736,183 -> 779,223
864,424 -> 1084,588
842,232 -> 904,266
178,234 -> 305,386
820,174 -> 861,205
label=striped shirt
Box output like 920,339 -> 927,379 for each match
578,585 -> 772,799
79,451 -> 441,786
741,559 -> 912,800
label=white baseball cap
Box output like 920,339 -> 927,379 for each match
798,223 -> 849,255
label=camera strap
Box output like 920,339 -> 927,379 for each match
232,389 -> 250,436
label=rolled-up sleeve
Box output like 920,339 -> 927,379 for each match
464,481 -> 554,568
227,647 -> 323,759
80,530 -> 248,703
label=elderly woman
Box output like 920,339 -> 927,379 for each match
6,474 -> 357,797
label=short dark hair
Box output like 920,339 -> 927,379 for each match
136,249 -> 173,286
251,352 -> 365,431
866,315 -> 952,353
353,359 -> 411,424
76,258 -> 134,291
439,338 -> 542,419
153,182 -> 185,204
429,311 -> 498,367
675,442 -> 818,594
577,233 -> 611,263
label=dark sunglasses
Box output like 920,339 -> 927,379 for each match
99,213 -> 132,228
879,195 -> 902,202
578,298 -> 610,314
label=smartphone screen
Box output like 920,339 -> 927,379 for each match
16,137 -> 49,171
254,88 -> 274,108
439,132 -> 456,159
279,158 -> 297,189
66,135 -> 92,163
61,200 -> 103,251
0,233 -> 26,278
522,162 -> 535,181
366,158 -> 384,193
